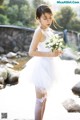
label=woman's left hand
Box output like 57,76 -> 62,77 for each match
57,49 -> 63,56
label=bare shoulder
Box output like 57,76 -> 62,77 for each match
33,27 -> 44,42
34,27 -> 43,36
29,27 -> 43,51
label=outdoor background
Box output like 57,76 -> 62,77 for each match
0,0 -> 80,32
0,0 -> 80,120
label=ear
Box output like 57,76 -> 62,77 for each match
35,19 -> 40,25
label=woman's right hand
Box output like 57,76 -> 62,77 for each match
49,50 -> 63,57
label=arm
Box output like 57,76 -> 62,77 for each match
28,28 -> 61,57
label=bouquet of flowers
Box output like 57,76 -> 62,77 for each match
45,34 -> 64,52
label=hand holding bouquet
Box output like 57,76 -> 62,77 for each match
46,34 -> 64,52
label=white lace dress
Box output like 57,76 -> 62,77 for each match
19,27 -> 56,91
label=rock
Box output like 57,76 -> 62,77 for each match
5,68 -> 19,86
0,66 -> 20,88
17,51 -> 28,57
0,56 -> 1,60
0,65 -> 8,80
62,98 -> 80,112
60,47 -> 77,60
6,63 -> 14,68
0,66 -> 8,89
10,60 -> 19,65
72,82 -> 80,97
0,84 -> 5,89
0,46 -> 4,54
6,52 -> 17,58
0,77 -> 4,84
1,56 -> 9,63
13,46 -> 19,52
76,56 -> 80,63
0,77 -> 5,89
75,68 -> 80,74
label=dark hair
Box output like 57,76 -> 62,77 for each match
36,4 -> 63,29
36,4 -> 52,19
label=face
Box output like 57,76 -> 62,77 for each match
39,13 -> 53,29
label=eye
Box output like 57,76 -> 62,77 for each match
43,17 -> 51,20
42,14 -> 52,20
43,17 -> 47,20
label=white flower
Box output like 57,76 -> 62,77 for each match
45,34 -> 64,52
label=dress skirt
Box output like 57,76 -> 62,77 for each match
19,56 -> 56,91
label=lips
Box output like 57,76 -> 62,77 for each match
47,24 -> 50,26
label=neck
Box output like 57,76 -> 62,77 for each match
40,26 -> 48,30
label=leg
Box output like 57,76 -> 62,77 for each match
41,93 -> 47,119
35,87 -> 47,120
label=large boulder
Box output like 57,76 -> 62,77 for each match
0,66 -> 8,89
63,99 -> 80,112
5,68 -> 19,86
0,66 -> 20,89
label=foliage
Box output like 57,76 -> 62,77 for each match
54,6 -> 78,31
0,5 -> 6,14
6,5 -> 19,24
0,0 -> 80,31
0,0 -> 4,5
67,18 -> 80,32
33,0 -> 45,9
0,14 -> 9,24
1,0 -> 36,27
9,0 -> 29,7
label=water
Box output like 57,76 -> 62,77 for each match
0,57 -> 80,120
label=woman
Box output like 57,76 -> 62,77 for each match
19,4 -> 62,120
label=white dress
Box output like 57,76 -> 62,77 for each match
19,27 -> 56,91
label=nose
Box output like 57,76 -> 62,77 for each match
47,19 -> 52,24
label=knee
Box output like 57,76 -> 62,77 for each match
36,94 -> 47,103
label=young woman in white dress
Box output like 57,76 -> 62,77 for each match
19,4 -> 62,120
